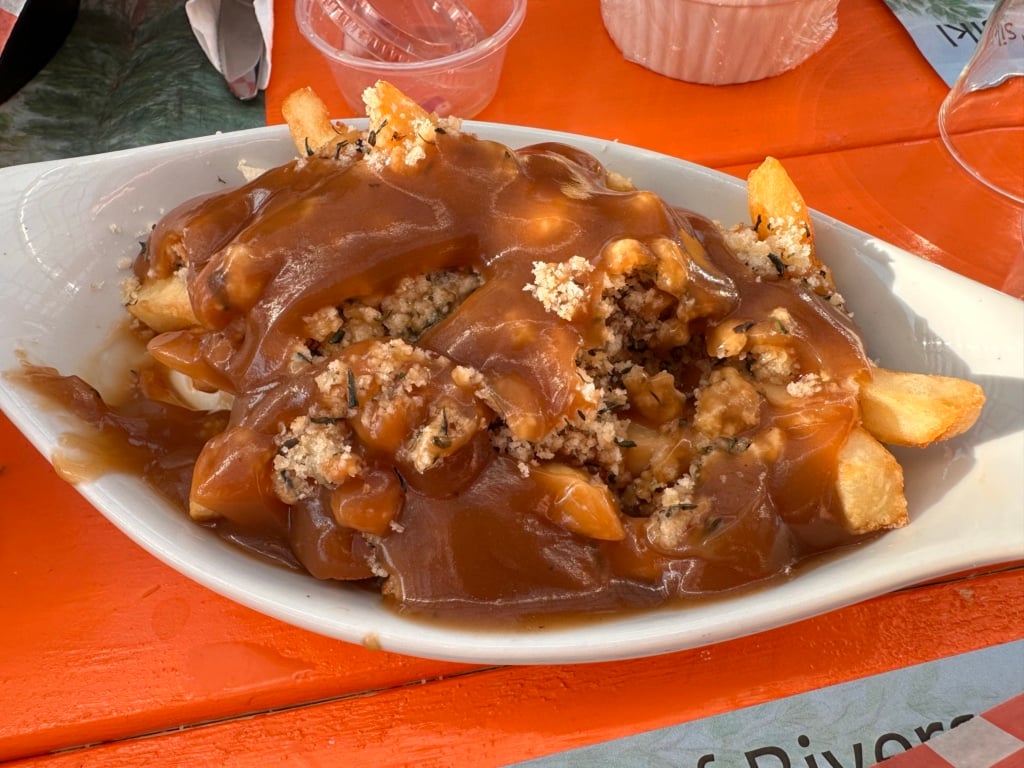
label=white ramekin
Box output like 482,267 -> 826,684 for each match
601,0 -> 840,85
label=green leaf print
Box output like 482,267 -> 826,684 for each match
884,0 -> 988,24
0,0 -> 265,167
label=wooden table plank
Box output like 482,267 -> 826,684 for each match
7,567 -> 1020,767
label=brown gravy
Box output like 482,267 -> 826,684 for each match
28,129 -> 877,620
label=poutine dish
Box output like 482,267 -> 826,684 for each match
31,83 -> 985,619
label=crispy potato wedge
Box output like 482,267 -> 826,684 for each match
282,82 -> 442,170
747,157 -> 835,293
743,158 -> 984,535
361,80 -> 445,169
835,426 -> 908,534
859,367 -> 986,447
747,157 -> 814,244
531,463 -> 626,541
281,86 -> 353,156
125,274 -> 197,332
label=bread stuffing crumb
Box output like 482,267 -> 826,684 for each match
716,218 -> 847,311
273,416 -> 363,504
523,256 -> 595,320
361,80 -> 462,172
787,373 -> 824,398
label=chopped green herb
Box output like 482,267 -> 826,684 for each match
433,409 -> 452,449
722,436 -> 751,454
663,503 -> 698,519
279,469 -> 294,489
367,119 -> 388,148
346,368 -> 359,408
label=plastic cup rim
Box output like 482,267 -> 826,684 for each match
295,0 -> 527,74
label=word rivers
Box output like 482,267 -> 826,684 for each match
696,713 -> 974,767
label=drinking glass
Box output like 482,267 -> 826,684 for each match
938,0 -> 1024,204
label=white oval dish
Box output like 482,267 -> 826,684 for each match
0,124 -> 1021,665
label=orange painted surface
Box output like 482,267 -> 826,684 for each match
1,0 -> 1022,765
4,568 -> 1021,767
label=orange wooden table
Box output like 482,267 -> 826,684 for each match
1,1 -> 1021,765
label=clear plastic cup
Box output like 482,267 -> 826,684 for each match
295,0 -> 526,118
938,0 -> 1024,203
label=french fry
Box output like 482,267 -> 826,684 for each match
362,81 -> 435,138
281,86 -> 354,156
834,426 -> 908,534
747,156 -> 814,245
125,274 -> 197,332
742,157 -> 987,537
859,367 -> 986,447
282,82 -> 442,171
361,80 -> 445,170
747,157 -> 835,294
531,463 -> 626,541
